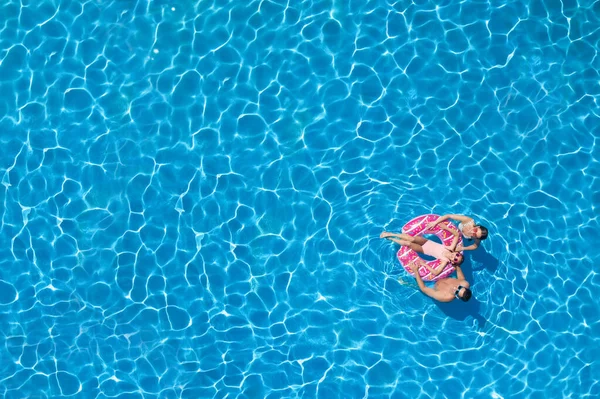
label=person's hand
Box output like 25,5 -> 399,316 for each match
444,245 -> 456,250
455,245 -> 464,252
408,260 -> 420,276
426,222 -> 436,230
411,266 -> 421,277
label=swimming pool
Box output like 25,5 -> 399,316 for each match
0,0 -> 598,397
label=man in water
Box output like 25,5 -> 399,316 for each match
407,257 -> 472,302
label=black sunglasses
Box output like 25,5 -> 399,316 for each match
454,285 -> 464,299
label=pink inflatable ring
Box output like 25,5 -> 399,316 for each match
396,214 -> 464,281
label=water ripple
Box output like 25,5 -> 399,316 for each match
0,0 -> 598,398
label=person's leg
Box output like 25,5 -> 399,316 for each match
387,237 -> 424,253
394,233 -> 428,246
381,232 -> 427,248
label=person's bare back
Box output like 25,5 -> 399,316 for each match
407,260 -> 472,303
433,277 -> 470,303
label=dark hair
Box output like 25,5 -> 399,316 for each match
460,288 -> 472,302
477,225 -> 489,240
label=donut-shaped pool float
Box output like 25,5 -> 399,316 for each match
397,214 -> 463,281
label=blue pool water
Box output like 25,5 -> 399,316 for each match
0,0 -> 599,397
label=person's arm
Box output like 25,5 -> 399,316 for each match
455,264 -> 466,281
427,214 -> 473,229
458,238 -> 480,252
409,263 -> 450,302
426,215 -> 450,228
448,214 -> 473,223
439,224 -> 460,251
422,259 -> 449,276
426,215 -> 451,229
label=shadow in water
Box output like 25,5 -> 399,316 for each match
469,244 -> 500,273
433,246 -> 499,329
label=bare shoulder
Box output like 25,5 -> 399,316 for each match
428,290 -> 454,302
428,282 -> 454,302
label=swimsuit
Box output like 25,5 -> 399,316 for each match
458,220 -> 475,239
422,240 -> 448,260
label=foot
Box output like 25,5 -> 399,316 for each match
380,232 -> 394,238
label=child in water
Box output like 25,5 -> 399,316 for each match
426,214 -> 488,251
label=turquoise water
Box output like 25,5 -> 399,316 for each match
1,0 -> 599,397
